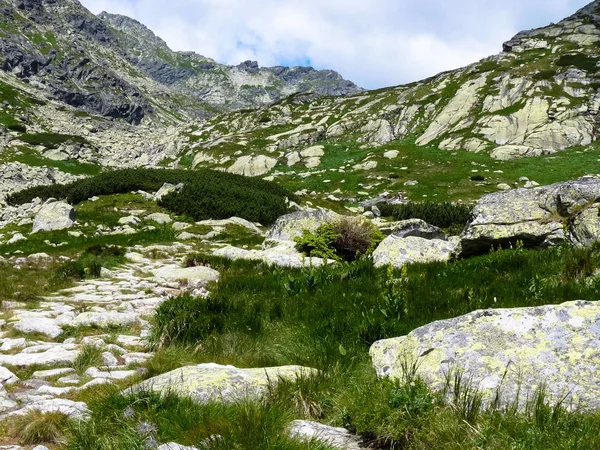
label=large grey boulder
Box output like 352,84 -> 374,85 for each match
370,300 -> 600,411
126,363 -> 316,403
32,201 -> 76,233
570,204 -> 600,247
264,209 -> 340,247
459,178 -> 600,256
227,155 -> 277,177
373,235 -> 457,269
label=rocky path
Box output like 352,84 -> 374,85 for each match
0,242 -> 218,438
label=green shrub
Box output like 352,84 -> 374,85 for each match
7,168 -> 293,225
295,217 -> 383,262
6,123 -> 27,132
377,201 -> 473,235
18,132 -> 87,149
295,223 -> 340,261
556,54 -> 599,72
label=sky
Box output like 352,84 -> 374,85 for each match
80,0 -> 591,89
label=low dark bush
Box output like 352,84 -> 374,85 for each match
18,132 -> 87,149
556,54 -> 598,72
7,168 -> 293,225
6,123 -> 27,132
470,174 -> 485,181
377,201 -> 473,235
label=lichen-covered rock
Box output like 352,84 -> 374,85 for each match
373,235 -> 457,268
370,300 -> 600,411
459,178 -> 600,256
288,420 -> 363,449
390,219 -> 447,240
264,209 -> 340,246
570,205 -> 600,247
213,242 -> 330,268
152,265 -> 220,286
32,201 -> 76,233
126,363 -> 316,403
227,155 -> 277,177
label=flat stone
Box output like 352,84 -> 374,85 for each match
147,213 -> 172,224
152,265 -> 219,287
7,398 -> 89,419
31,368 -> 76,379
126,363 -> 315,403
13,317 -> 62,338
71,311 -> 140,328
288,420 -> 362,449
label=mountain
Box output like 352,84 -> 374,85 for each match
0,0 -> 361,125
189,0 -> 600,160
2,0 -> 600,205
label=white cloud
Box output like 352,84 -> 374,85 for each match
80,0 -> 592,89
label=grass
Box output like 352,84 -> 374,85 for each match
67,388 -> 335,450
134,244 -> 600,448
4,410 -> 72,445
72,344 -> 104,376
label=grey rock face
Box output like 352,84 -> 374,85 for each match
371,300 -> 600,411
391,219 -> 448,240
32,201 -> 76,233
459,178 -> 600,257
264,209 -> 341,245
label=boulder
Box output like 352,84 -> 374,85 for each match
32,201 -> 76,233
390,219 -> 447,240
264,209 -> 340,246
213,242 -> 331,268
154,183 -> 183,201
13,317 -> 62,338
126,363 -> 315,403
372,235 -> 457,268
152,265 -> 220,287
570,204 -> 600,247
146,212 -> 172,224
227,155 -> 277,177
459,178 -> 600,257
288,420 -> 363,449
370,300 -> 600,411
71,311 -> 140,328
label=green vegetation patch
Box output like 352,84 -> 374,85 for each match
556,53 -> 599,72
7,168 -> 294,225
18,133 -> 88,149
378,201 -> 473,235
83,243 -> 600,449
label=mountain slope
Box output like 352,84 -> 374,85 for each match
99,12 -> 362,112
2,0 -> 600,207
0,0 -> 360,125
188,0 -> 600,160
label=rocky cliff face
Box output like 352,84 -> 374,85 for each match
98,12 -> 361,112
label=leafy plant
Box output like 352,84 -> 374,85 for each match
295,217 -> 383,262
